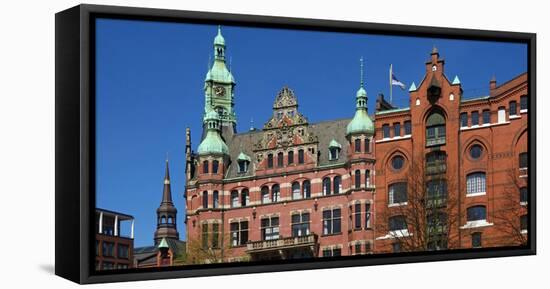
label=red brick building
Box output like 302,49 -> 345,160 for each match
184,28 -> 528,262
95,209 -> 135,270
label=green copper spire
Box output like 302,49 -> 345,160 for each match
197,110 -> 229,155
452,75 -> 461,85
347,57 -> 374,136
409,81 -> 417,92
203,26 -> 237,133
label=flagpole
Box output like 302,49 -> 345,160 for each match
389,64 -> 393,105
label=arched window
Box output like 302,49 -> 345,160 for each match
426,111 -> 446,146
267,154 -> 274,168
212,160 -> 219,174
202,191 -> 208,209
520,95 -> 528,110
272,184 -> 280,202
292,182 -> 301,200
261,186 -> 270,204
230,190 -> 239,208
333,176 -> 342,194
354,139 -> 361,152
355,170 -> 361,189
329,147 -> 339,160
303,180 -> 311,198
365,138 -> 371,153
467,205 -> 486,222
288,151 -> 294,164
365,170 -> 371,187
160,216 -> 166,224
298,149 -> 305,164
388,182 -> 407,205
389,215 -> 407,231
213,191 -> 219,208
519,152 -> 528,169
323,177 -> 331,195
241,189 -> 249,207
277,152 -> 284,167
203,160 -> 209,174
466,172 -> 486,196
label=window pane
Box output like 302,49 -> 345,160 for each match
288,151 -> 294,164
471,111 -> 479,126
355,170 -> 361,189
383,125 -> 390,138
267,154 -> 273,168
519,152 -> 528,168
298,149 -> 304,164
467,206 -> 486,221
466,172 -> 486,195
520,187 -> 528,203
355,138 -> 361,152
482,110 -> 490,124
520,96 -> 527,110
460,113 -> 468,127
394,123 -> 401,137
510,101 -> 517,116
404,121 -> 411,135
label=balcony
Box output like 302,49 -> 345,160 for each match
426,161 -> 447,175
247,234 -> 317,252
426,136 -> 445,147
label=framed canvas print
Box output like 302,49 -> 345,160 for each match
55,4 -> 536,284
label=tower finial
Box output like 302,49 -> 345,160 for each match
432,45 -> 438,54
218,25 -> 222,35
249,117 -> 254,131
360,56 -> 364,87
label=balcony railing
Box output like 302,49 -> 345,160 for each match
426,161 -> 447,175
246,234 -> 317,252
426,137 -> 445,147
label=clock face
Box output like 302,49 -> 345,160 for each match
214,86 -> 226,97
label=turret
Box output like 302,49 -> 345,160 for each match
347,57 -> 375,138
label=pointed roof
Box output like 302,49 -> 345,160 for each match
238,151 -> 251,162
161,159 -> 173,203
329,139 -> 342,148
452,75 -> 461,85
431,45 -> 439,54
409,82 -> 417,92
214,25 -> 225,46
158,238 -> 169,249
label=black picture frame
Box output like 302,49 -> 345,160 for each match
55,4 -> 536,284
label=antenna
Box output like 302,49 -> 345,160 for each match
360,56 -> 364,87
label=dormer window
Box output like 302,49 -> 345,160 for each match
329,139 -> 342,160
238,160 -> 248,173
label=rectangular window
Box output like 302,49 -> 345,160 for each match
213,191 -> 219,208
333,248 -> 342,257
267,154 -> 273,168
392,242 -> 401,253
322,208 -> 342,235
365,138 -> 371,153
460,112 -> 468,127
365,203 -> 371,228
354,243 -> 362,255
277,152 -> 284,167
241,190 -> 249,207
354,138 -> 361,152
230,191 -> 239,208
467,173 -> 486,195
288,151 -> 294,164
117,244 -> 129,259
520,187 -> 528,203
388,182 -> 408,204
102,242 -> 114,257
394,123 -> 401,137
510,101 -> 517,116
212,223 -> 219,248
298,149 -> 304,164
203,161 -> 209,174
467,206 -> 487,222
202,191 -> 208,209
482,110 -> 490,124
354,203 -> 362,229
471,111 -> 479,126
201,223 -> 209,249
230,221 -> 248,246
498,107 -> 506,123
520,95 -> 527,110
261,217 -> 280,240
519,152 -> 528,168
472,232 -> 482,248
382,124 -> 390,138
389,216 -> 407,231
404,120 -> 412,135
291,212 -> 310,237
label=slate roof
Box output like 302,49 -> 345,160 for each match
224,118 -> 352,179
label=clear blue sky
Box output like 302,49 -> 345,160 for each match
95,18 -> 527,247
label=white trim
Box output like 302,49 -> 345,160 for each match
388,202 -> 408,208
520,109 -> 528,114
460,121 -> 511,131
509,115 -> 521,120
460,220 -> 493,229
376,135 -> 412,143
520,201 -> 528,206
376,229 -> 412,240
466,192 -> 486,197
521,229 -> 528,234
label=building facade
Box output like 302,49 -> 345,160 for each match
184,28 -> 528,262
95,209 -> 135,270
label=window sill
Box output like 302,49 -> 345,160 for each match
322,232 -> 343,237
376,135 -> 412,143
376,230 -> 411,240
466,192 -> 486,197
509,115 -> 521,120
521,229 -> 528,234
388,202 -> 408,207
460,220 -> 493,229
520,109 -> 528,114
520,201 -> 528,206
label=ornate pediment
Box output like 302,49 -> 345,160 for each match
273,86 -> 298,109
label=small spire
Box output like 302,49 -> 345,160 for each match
431,45 -> 439,54
164,157 -> 171,185
452,75 -> 461,85
409,82 -> 417,92
217,25 -> 222,35
360,56 -> 364,87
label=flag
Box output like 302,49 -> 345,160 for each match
391,68 -> 406,90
